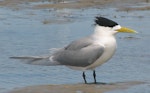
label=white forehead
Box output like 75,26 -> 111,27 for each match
112,25 -> 121,30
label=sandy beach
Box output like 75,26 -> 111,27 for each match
8,81 -> 145,93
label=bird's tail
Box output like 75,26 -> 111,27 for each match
10,55 -> 59,66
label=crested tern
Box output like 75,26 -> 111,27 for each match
10,17 -> 137,84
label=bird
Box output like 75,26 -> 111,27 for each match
10,17 -> 137,84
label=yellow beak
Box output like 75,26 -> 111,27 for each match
117,27 -> 137,33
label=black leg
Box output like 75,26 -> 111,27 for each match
82,72 -> 87,84
93,70 -> 97,84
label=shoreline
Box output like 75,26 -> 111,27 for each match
8,81 -> 145,93
0,0 -> 149,10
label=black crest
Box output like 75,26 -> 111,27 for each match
95,17 -> 118,27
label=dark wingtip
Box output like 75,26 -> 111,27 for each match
95,16 -> 118,27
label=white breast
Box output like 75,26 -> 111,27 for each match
85,36 -> 117,70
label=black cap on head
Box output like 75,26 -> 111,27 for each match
95,17 -> 118,27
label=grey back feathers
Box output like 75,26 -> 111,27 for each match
95,17 -> 118,27
52,36 -> 105,67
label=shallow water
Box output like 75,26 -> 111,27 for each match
0,1 -> 150,93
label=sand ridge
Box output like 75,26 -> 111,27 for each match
9,81 -> 145,93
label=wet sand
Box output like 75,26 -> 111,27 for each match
33,0 -> 150,9
0,0 -> 150,9
8,81 -> 144,93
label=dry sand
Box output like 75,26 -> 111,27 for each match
8,81 -> 144,93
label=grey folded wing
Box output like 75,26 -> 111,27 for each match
53,43 -> 105,67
